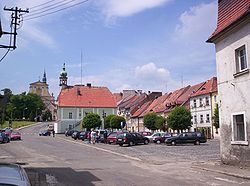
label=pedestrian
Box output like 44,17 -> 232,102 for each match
87,131 -> 91,143
52,130 -> 55,137
91,130 -> 97,144
103,130 -> 108,144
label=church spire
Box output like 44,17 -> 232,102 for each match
59,63 -> 68,89
42,69 -> 47,83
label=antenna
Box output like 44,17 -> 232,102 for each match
81,50 -> 83,85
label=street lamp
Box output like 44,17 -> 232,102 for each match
23,107 -> 27,120
102,110 -> 106,129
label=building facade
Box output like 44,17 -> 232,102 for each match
207,0 -> 250,166
29,71 -> 57,120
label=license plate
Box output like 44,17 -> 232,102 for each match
110,140 -> 113,143
118,139 -> 122,141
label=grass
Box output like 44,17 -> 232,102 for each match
0,121 -> 36,129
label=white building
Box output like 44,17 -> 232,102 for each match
207,0 -> 250,166
190,77 -> 218,139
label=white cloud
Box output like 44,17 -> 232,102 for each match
175,1 -> 217,42
135,62 -> 169,81
97,0 -> 171,21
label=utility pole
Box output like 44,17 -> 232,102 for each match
1,7 -> 29,49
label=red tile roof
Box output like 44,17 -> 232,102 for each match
58,85 -> 117,108
191,77 -> 217,97
113,93 -> 123,103
131,101 -> 153,118
207,0 -> 250,42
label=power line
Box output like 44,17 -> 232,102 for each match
26,0 -> 79,17
30,0 -> 57,10
24,0 -> 89,21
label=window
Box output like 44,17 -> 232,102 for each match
205,97 -> 209,106
200,115 -> 204,123
69,112 -> 72,119
235,45 -> 248,73
194,115 -> 197,123
232,112 -> 247,144
193,99 -> 197,108
79,112 -> 82,118
214,95 -> 217,103
199,98 -> 203,107
206,114 -> 210,123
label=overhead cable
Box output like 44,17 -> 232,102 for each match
30,0 -> 57,10
24,0 -> 89,21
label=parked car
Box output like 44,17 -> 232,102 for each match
2,128 -> 13,136
153,133 -> 175,144
10,131 -> 22,140
65,129 -> 78,137
78,131 -> 89,141
0,132 -> 10,143
117,132 -> 149,146
72,131 -> 81,140
145,132 -> 165,142
139,131 -> 152,136
39,130 -> 51,136
107,131 -> 124,144
0,163 -> 31,186
165,132 -> 207,145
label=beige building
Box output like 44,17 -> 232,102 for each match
29,71 -> 57,120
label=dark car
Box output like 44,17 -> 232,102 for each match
153,133 -> 174,144
65,129 -> 78,137
72,131 -> 81,140
0,163 -> 31,186
116,132 -> 149,146
78,131 -> 89,141
165,132 -> 207,145
0,132 -> 10,143
39,130 -> 51,136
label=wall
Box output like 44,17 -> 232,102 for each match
215,23 -> 250,166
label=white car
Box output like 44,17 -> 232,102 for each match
145,132 -> 165,142
0,163 -> 31,186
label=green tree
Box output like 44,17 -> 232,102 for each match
167,106 -> 192,132
155,115 -> 167,131
143,112 -> 158,131
0,88 -> 12,125
110,116 -> 125,129
42,110 -> 52,121
213,104 -> 219,133
104,114 -> 116,129
82,113 -> 102,130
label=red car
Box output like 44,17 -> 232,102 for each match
10,131 -> 21,140
107,131 -> 125,144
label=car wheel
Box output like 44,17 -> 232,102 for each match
195,140 -> 200,145
171,141 -> 176,146
119,144 -> 123,147
156,140 -> 161,144
129,141 -> 134,146
144,140 -> 149,145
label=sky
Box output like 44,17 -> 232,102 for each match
0,0 -> 218,98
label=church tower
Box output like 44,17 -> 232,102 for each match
42,70 -> 47,83
59,63 -> 68,89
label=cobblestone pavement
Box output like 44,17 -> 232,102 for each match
58,134 -> 220,164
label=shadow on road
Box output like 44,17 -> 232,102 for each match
25,167 -> 101,186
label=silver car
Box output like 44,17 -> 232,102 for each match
0,163 -> 31,186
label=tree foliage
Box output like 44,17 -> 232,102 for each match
42,110 -> 52,121
82,113 -> 102,130
104,114 -> 116,129
213,104 -> 220,131
110,116 -> 125,129
143,112 -> 158,131
6,93 -> 45,120
155,115 -> 167,131
167,106 -> 192,132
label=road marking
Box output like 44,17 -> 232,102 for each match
58,137 -> 142,162
214,177 -> 243,184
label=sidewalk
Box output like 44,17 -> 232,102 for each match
192,161 -> 250,180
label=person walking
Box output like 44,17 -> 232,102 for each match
52,130 -> 55,137
90,130 -> 97,144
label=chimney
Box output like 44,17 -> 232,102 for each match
87,83 -> 91,88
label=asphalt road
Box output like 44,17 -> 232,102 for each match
1,122 -> 250,186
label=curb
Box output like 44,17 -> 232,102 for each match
17,122 -> 43,130
192,165 -> 250,180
